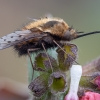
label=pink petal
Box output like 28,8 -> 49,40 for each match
64,92 -> 79,100
79,92 -> 100,100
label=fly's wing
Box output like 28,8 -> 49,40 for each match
0,30 -> 46,50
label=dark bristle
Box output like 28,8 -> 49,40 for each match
19,35 -> 22,37
8,41 -> 11,43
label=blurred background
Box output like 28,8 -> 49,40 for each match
0,0 -> 100,99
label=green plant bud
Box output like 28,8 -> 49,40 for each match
79,72 -> 100,93
57,43 -> 78,71
62,43 -> 78,63
34,53 -> 57,72
28,73 -> 49,97
48,71 -> 67,94
90,72 -> 100,90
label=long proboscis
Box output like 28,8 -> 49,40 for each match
76,31 -> 100,39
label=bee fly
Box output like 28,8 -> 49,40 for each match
0,16 -> 100,72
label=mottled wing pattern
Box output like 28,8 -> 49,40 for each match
0,30 -> 34,50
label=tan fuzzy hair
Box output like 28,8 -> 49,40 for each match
23,17 -> 70,37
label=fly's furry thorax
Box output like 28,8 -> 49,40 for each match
23,17 -> 70,37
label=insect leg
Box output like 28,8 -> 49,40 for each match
53,40 -> 79,65
27,48 -> 40,80
41,43 -> 53,72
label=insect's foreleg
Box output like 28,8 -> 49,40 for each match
27,48 -> 40,80
41,43 -> 53,72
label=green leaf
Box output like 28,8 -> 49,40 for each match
79,72 -> 100,93
34,53 -> 58,72
34,53 -> 48,71
48,71 -> 67,94
28,73 -> 49,97
57,43 -> 78,72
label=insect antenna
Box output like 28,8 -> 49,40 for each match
53,40 -> 79,65
42,43 -> 53,72
27,48 -> 40,80
76,31 -> 100,39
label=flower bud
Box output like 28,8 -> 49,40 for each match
57,44 -> 78,72
48,71 -> 68,94
34,53 -> 57,72
28,74 -> 49,97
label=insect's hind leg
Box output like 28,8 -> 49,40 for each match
27,48 -> 40,81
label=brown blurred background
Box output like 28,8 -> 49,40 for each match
0,0 -> 100,99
